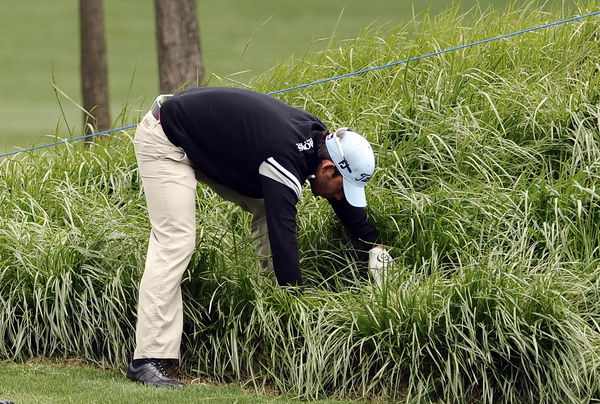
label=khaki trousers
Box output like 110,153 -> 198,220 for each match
132,110 -> 271,360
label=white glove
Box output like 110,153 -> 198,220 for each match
368,246 -> 394,288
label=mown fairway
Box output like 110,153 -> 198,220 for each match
0,0 -> 555,152
0,360 -> 359,404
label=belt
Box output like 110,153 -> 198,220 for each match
150,94 -> 173,121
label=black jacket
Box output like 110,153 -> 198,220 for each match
160,87 -> 379,286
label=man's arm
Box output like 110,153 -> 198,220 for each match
327,198 -> 381,248
329,198 -> 395,287
259,172 -> 302,287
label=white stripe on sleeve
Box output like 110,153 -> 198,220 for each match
258,157 -> 302,198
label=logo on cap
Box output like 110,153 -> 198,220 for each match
338,159 -> 352,173
355,173 -> 372,182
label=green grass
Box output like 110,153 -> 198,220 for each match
0,360 -> 359,404
0,0 -> 558,152
1,1 -> 600,402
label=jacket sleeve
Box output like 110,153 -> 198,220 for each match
260,175 -> 302,287
328,198 -> 381,249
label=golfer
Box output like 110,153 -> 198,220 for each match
127,87 -> 392,387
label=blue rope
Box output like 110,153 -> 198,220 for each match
1,10 -> 599,160
267,10 -> 600,96
0,125 -> 138,159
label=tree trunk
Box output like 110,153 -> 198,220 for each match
155,0 -> 204,93
80,0 -> 111,140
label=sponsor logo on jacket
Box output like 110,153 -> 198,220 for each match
296,138 -> 314,152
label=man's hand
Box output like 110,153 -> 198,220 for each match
368,245 -> 394,288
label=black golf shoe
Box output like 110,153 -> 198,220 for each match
126,359 -> 184,388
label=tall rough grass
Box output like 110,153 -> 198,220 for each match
1,1 -> 600,402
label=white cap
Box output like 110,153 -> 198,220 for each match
325,128 -> 375,207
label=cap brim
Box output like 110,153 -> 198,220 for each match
343,177 -> 367,207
